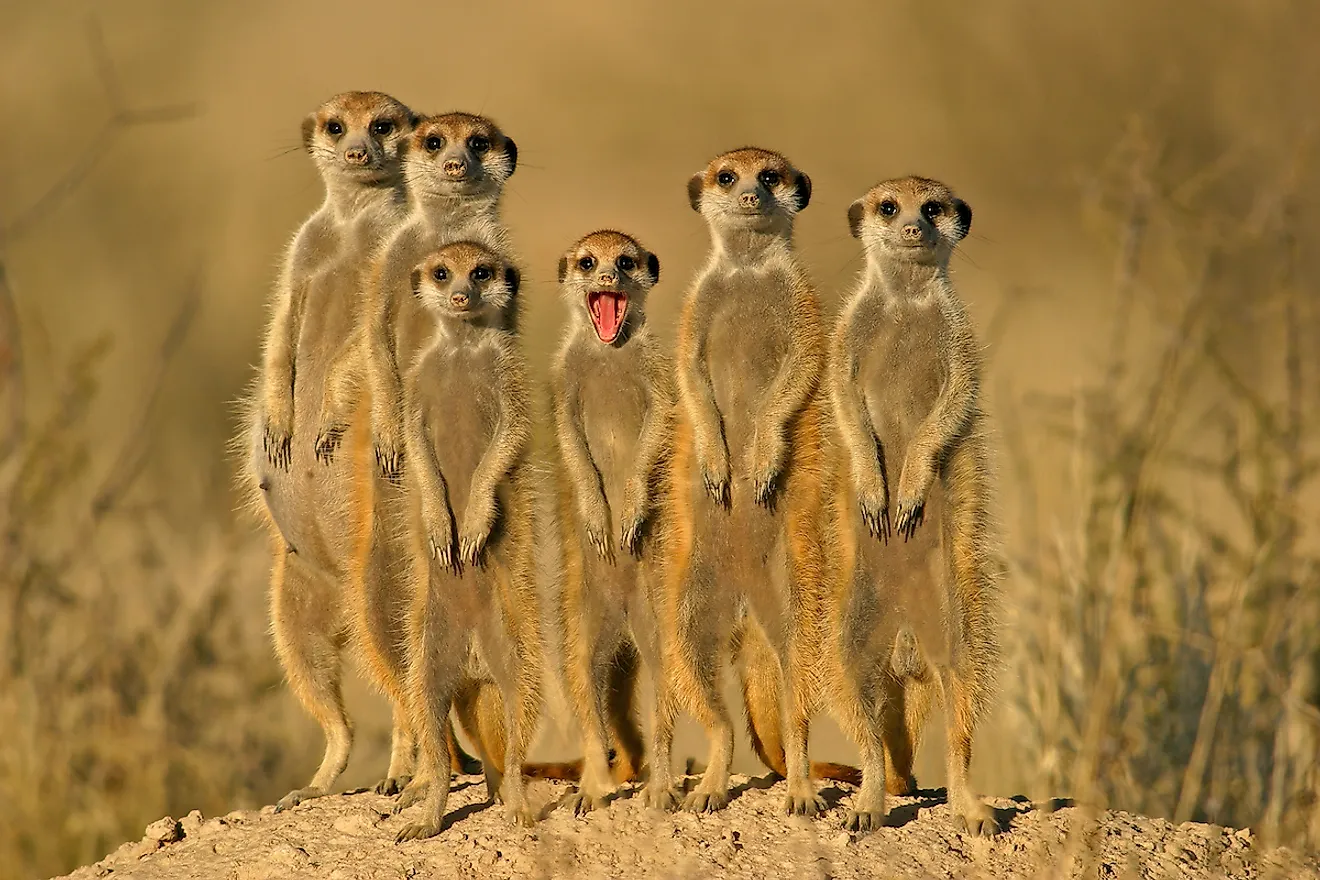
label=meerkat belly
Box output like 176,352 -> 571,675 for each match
419,353 -> 500,523
862,309 -> 945,464
704,272 -> 793,461
579,366 -> 647,514
284,262 -> 368,571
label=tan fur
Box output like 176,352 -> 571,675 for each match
826,176 -> 1002,835
234,91 -> 432,810
389,241 -> 546,841
656,147 -> 836,817
548,230 -> 680,815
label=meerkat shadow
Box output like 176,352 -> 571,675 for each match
882,791 -> 947,829
814,785 -> 850,811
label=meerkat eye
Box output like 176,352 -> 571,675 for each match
878,199 -> 898,217
616,254 -> 635,273
432,266 -> 448,282
758,169 -> 781,188
371,119 -> 394,136
578,256 -> 596,272
467,135 -> 491,154
716,170 -> 736,188
471,265 -> 493,282
921,201 -> 944,220
325,120 -> 344,136
424,135 -> 444,153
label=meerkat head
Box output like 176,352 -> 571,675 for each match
556,230 -> 660,346
687,147 -> 811,233
410,241 -> 520,328
301,91 -> 416,186
403,112 -> 518,200
848,177 -> 972,267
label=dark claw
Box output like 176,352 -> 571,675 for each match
375,446 -> 404,485
620,519 -> 643,556
264,430 -> 292,470
895,502 -> 925,541
754,476 -> 778,508
315,426 -> 343,465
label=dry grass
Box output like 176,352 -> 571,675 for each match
2,1 -> 1319,878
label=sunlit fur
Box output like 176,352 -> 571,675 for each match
826,175 -> 1003,836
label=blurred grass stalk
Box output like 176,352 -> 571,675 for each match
1003,122 -> 1320,865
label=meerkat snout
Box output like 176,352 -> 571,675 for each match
343,144 -> 371,165
443,157 -> 467,179
901,223 -> 923,242
738,191 -> 760,209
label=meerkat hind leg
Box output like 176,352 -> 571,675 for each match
564,614 -> 627,816
934,665 -> 1001,836
270,554 -> 353,811
377,703 -> 415,795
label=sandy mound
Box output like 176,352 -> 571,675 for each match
53,774 -> 1319,879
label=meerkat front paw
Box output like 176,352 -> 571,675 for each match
314,422 -> 345,465
750,430 -> 787,507
893,459 -> 933,540
458,505 -> 494,568
261,385 -> 294,469
697,444 -> 730,506
617,481 -> 648,555
423,506 -> 459,573
374,439 -> 404,485
581,500 -> 614,562
854,469 -> 892,543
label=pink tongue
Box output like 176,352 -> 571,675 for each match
598,295 -> 619,338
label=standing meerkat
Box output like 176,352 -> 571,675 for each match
309,111 -> 519,791
658,146 -> 835,817
237,90 -> 423,810
391,241 -> 544,840
550,230 -> 678,815
827,176 -> 1001,835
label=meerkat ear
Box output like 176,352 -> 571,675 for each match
505,266 -> 521,296
410,268 -> 423,298
794,172 -> 812,211
557,256 -> 569,284
504,138 -> 518,175
301,115 -> 317,154
646,252 -> 660,285
408,113 -> 421,130
687,174 -> 705,212
847,200 -> 866,239
953,199 -> 973,240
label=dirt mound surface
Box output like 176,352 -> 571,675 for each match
53,774 -> 1319,879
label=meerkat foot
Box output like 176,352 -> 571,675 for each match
391,780 -> 429,814
682,785 -> 730,814
642,782 -> 680,812
783,782 -> 825,817
952,797 -> 1001,837
274,786 -> 327,812
395,819 -> 443,843
375,775 -> 412,797
565,790 -> 607,817
845,806 -> 890,833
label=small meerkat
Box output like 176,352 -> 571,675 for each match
237,90 -> 425,811
657,146 -> 834,817
549,230 -> 678,815
391,241 -> 544,841
827,176 -> 1001,836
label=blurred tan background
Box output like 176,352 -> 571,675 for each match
3,1 -> 1319,877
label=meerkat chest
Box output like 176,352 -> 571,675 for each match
415,345 -> 503,494
701,269 -> 794,431
860,303 -> 947,445
577,357 -> 649,484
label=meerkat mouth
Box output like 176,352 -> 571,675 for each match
587,291 -> 628,344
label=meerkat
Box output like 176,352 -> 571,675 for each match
656,146 -> 836,817
304,111 -> 520,794
237,90 -> 436,811
827,176 -> 1001,836
548,230 -> 681,815
389,241 -> 544,841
